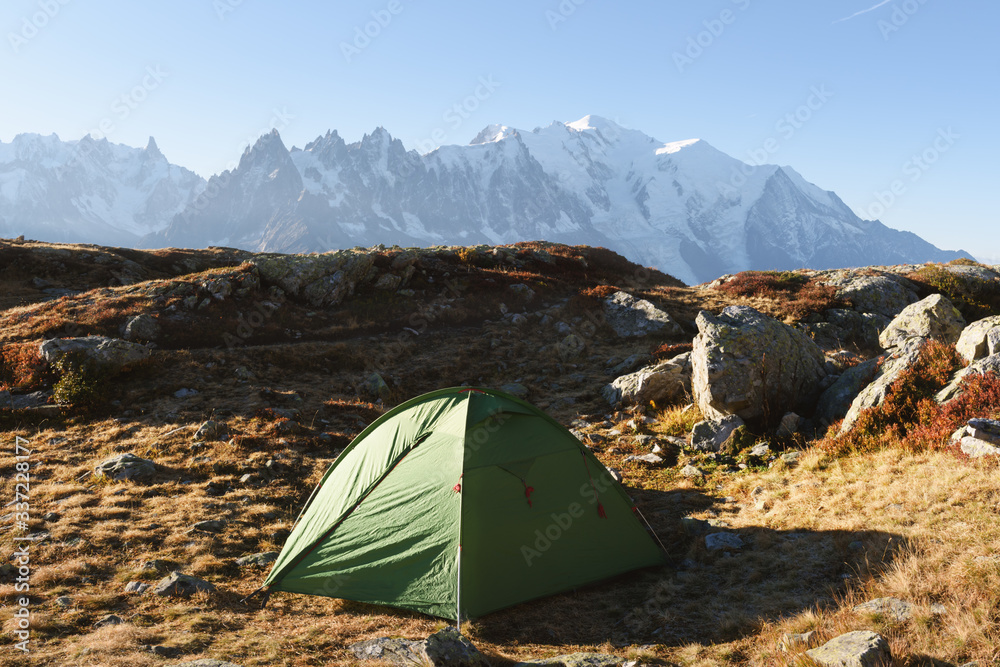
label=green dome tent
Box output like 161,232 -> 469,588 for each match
261,387 -> 666,621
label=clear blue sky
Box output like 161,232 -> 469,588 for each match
2,1 -> 996,260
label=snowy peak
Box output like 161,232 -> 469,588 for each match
470,124 -> 516,145
144,136 -> 164,161
565,114 -> 621,133
655,138 -> 703,155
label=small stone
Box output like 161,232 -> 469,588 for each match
748,443 -> 771,458
930,603 -> 947,615
153,571 -> 215,597
174,388 -> 199,398
500,383 -> 529,399
853,597 -> 914,623
236,551 -> 279,567
680,517 -> 709,536
124,581 -> 150,594
191,520 -> 226,533
624,453 -> 664,465
705,532 -> 744,551
779,630 -> 817,652
55,596 -> 72,607
42,512 -> 60,522
94,614 -> 124,628
94,453 -> 156,482
781,451 -> 803,465
195,420 -> 223,440
680,464 -> 704,478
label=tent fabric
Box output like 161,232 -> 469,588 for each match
263,387 -> 665,620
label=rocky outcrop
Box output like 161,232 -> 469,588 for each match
878,293 -> 965,350
824,272 -> 919,319
691,306 -> 826,420
251,250 -> 375,307
804,631 -> 891,666
853,597 -> 914,622
514,653 -> 630,666
955,315 -> 1000,363
39,336 -> 151,370
602,291 -> 682,338
601,353 -> 690,406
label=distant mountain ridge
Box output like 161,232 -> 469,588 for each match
0,117 -> 969,284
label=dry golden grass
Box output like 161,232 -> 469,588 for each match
3,241 -> 1000,665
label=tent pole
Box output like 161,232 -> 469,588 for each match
455,544 -> 462,632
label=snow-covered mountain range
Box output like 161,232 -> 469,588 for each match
1,116 -> 968,285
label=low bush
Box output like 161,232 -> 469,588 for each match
905,265 -> 1000,321
824,340 -> 967,455
715,271 -> 845,320
0,342 -> 50,391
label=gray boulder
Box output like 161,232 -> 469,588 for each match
251,250 -> 374,307
960,437 -> 1000,458
359,372 -> 391,402
602,291 -> 682,338
878,293 -> 965,350
514,653 -> 629,666
236,551 -> 278,567
690,415 -> 744,452
691,307 -> 826,420
968,418 -> 1000,444
815,357 -> 881,427
805,630 -> 891,666
94,453 -> 156,482
956,315 -> 1000,363
840,338 -> 925,434
601,353 -> 691,407
123,314 -> 159,342
153,571 -> 215,597
39,336 -> 151,370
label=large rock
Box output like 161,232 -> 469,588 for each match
153,571 -> 215,597
956,315 -> 1000,363
691,307 -> 826,420
602,353 -> 690,407
39,336 -> 151,370
827,272 -> 919,319
690,415 -> 744,452
840,338 -> 925,434
94,453 -> 156,482
806,309 -> 888,352
350,628 -> 487,667
878,293 -> 965,350
815,357 -> 881,426
805,630 -> 891,666
602,291 -> 682,338
514,653 -> 629,666
251,250 -> 375,307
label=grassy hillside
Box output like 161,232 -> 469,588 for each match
1,238 -> 999,666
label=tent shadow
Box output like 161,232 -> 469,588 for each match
468,484 -> 910,651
